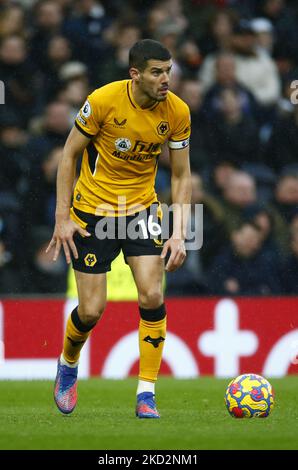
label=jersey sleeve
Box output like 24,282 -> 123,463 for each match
75,91 -> 101,138
168,101 -> 191,150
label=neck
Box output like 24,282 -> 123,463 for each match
226,110 -> 241,124
131,80 -> 157,109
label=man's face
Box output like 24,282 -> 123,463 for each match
138,59 -> 172,102
232,33 -> 256,55
232,225 -> 261,258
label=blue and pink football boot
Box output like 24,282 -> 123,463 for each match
136,392 -> 160,418
54,359 -> 78,414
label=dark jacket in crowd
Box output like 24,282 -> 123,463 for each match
205,113 -> 260,166
207,245 -> 282,295
281,255 -> 298,294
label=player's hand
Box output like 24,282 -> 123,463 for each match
160,237 -> 186,272
46,217 -> 90,264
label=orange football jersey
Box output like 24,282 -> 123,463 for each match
73,79 -> 191,216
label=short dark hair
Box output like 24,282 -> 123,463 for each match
129,39 -> 171,71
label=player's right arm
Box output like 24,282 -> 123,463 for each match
46,126 -> 91,264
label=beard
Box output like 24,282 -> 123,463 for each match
140,80 -> 168,103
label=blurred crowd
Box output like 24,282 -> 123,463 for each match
1,0 -> 298,296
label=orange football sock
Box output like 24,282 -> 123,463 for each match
62,307 -> 96,364
138,311 -> 166,383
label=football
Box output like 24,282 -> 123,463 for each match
225,373 -> 274,418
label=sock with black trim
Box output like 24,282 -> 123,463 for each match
62,307 -> 97,365
138,304 -> 166,383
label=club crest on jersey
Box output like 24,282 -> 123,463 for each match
81,100 -> 91,118
157,121 -> 170,136
115,138 -> 132,152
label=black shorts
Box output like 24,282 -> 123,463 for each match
71,203 -> 165,273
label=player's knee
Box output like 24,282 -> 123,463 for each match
138,288 -> 163,310
78,300 -> 106,325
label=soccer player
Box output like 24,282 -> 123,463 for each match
47,39 -> 191,418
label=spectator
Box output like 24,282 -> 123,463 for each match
265,174 -> 298,256
202,52 -> 259,121
0,110 -> 29,196
41,35 -> 73,102
199,19 -> 281,107
146,0 -> 188,39
166,173 -> 226,295
0,110 -> 29,268
154,21 -> 184,93
198,8 -> 235,57
257,0 -> 298,59
97,22 -> 141,86
245,204 -> 283,260
154,21 -> 183,56
273,174 -> 298,225
266,106 -> 298,172
191,173 -> 226,270
59,77 -> 90,122
177,39 -> 202,78
205,87 -> 260,166
0,35 -> 39,124
208,161 -> 239,199
0,3 -> 27,39
25,101 -> 72,164
63,0 -> 112,77
179,79 -> 208,172
207,221 -> 282,295
24,146 -> 63,232
219,171 -> 258,234
30,0 -> 64,72
281,231 -> 298,294
22,226 -> 67,294
58,61 -> 90,120
145,5 -> 171,38
251,17 -> 274,54
0,234 -> 22,294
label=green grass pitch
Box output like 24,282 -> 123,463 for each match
0,377 -> 297,450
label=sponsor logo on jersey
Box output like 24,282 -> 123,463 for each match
115,138 -> 132,152
76,114 -> 87,126
113,118 -> 127,127
81,100 -> 91,118
153,239 -> 163,246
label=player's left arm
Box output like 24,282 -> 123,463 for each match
160,146 -> 191,272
